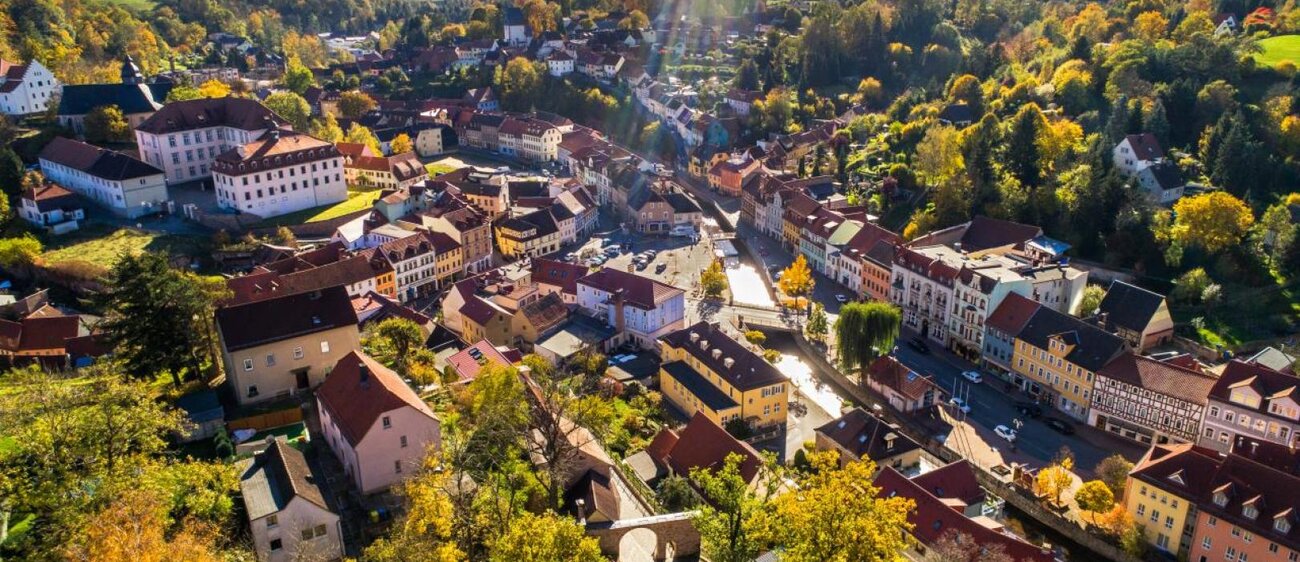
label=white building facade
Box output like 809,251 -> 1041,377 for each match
0,59 -> 60,116
136,97 -> 287,184
211,131 -> 347,218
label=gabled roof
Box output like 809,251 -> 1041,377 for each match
1123,133 -> 1165,161
1016,304 -> 1128,372
816,407 -> 921,462
1098,353 -> 1216,404
519,292 -> 569,332
661,321 -> 786,391
216,286 -> 357,351
1208,360 -> 1298,415
652,412 -> 764,483
530,258 -> 588,296
985,292 -> 1041,335
446,339 -> 514,383
316,351 -> 438,447
57,82 -> 171,116
958,215 -> 1042,253
866,355 -> 945,401
577,267 -> 683,310
137,97 -> 287,134
1096,280 -> 1167,335
39,137 -> 163,181
238,438 -> 330,521
938,103 -> 975,124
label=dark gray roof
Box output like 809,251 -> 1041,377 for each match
939,103 -> 975,124
216,286 -> 357,352
175,389 -> 224,423
57,82 -> 171,116
136,97 -> 285,135
816,407 -> 922,461
662,360 -> 739,411
238,438 -> 331,521
1018,304 -> 1128,372
1139,161 -> 1185,192
504,6 -> 526,25
661,321 -> 787,391
39,137 -> 163,180
664,192 -> 702,214
1096,280 -> 1167,334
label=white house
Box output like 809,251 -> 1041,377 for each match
576,267 -> 686,349
1134,161 -> 1186,206
316,351 -> 441,495
210,130 -> 347,219
0,58 -> 59,116
38,137 -> 169,218
1112,133 -> 1165,177
368,231 -> 440,302
136,97 -> 289,184
547,51 -> 575,77
19,183 -> 84,233
498,118 -> 563,162
503,7 -> 530,46
238,438 -> 343,562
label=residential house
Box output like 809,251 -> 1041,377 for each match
1198,359 -> 1300,452
1186,437 -> 1300,562
576,267 -> 686,349
503,7 -> 530,45
1010,304 -> 1129,420
238,438 -> 343,562
19,183 -> 84,233
441,263 -> 539,335
498,117 -> 562,162
1092,353 -> 1217,446
0,313 -> 89,369
464,87 -> 499,111
707,155 -> 761,197
317,351 -> 441,494
369,231 -> 443,302
494,207 -> 562,259
445,339 -> 520,384
1134,161 -> 1186,205
38,136 -> 169,218
547,50 -> 575,76
338,143 -> 427,190
863,356 -> 946,413
215,286 -> 361,406
226,244 -> 396,303
815,408 -> 931,474
211,130 -> 347,219
981,293 -> 1041,380
937,103 -> 975,127
724,89 -> 762,117
510,292 -> 570,348
1213,13 -> 1238,35
136,96 -> 289,184
530,257 -> 588,304
0,58 -> 59,116
1113,133 -> 1165,177
350,291 -> 433,333
659,321 -> 789,430
57,56 -> 171,134
1093,280 -> 1175,352
639,412 -> 765,487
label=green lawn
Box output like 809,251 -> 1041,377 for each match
426,162 -> 459,176
41,225 -> 206,270
1175,281 -> 1300,349
260,189 -> 382,227
1254,35 -> 1300,67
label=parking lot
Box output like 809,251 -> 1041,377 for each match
560,225 -> 716,293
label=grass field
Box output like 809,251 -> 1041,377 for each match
1254,35 -> 1300,67
41,225 -> 205,270
426,162 -> 459,176
260,189 -> 382,227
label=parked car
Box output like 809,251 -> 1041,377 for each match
995,425 -> 1017,442
604,247 -> 620,256
961,370 -> 984,384
635,261 -> 649,271
1044,418 -> 1075,435
1015,401 -> 1043,418
908,337 -> 931,354
655,263 -> 667,273
564,252 -> 578,262
948,397 -> 971,414
835,294 -> 849,303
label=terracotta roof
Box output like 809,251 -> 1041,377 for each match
1124,133 -> 1165,161
816,407 -> 922,462
910,459 -> 985,507
957,215 -> 1042,253
316,351 -> 438,447
576,267 -> 684,310
22,183 -> 80,213
651,413 -> 763,483
531,258 -> 588,296
661,321 -> 786,391
136,97 -> 287,134
446,339 -> 513,383
985,292 -> 1041,335
1207,360 -> 1298,418
216,286 -> 357,352
519,292 -> 568,333
226,254 -> 384,304
866,356 -> 945,401
1098,353 -> 1216,405
213,131 -> 338,176
0,315 -> 81,354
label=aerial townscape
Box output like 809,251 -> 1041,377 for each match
3,0 -> 1300,560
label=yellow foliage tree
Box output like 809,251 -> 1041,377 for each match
64,489 -> 225,562
1133,11 -> 1169,42
363,456 -> 466,561
778,254 -> 815,304
915,124 -> 965,186
196,79 -> 231,99
390,133 -> 414,154
1172,192 -> 1255,254
1036,456 -> 1075,508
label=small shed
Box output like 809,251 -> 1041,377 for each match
175,389 -> 225,443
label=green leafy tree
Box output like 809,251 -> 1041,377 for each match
84,105 -> 131,143
309,113 -> 345,143
346,123 -> 383,154
1095,454 -> 1134,497
488,512 -> 603,562
806,302 -> 829,343
97,253 -> 222,386
701,260 -> 729,298
496,58 -> 545,112
734,59 -> 760,91
833,301 -> 901,374
262,91 -> 311,132
281,56 -> 316,94
363,318 -> 426,374
1077,285 -> 1106,318
692,453 -> 773,562
0,234 -> 41,268
657,474 -> 698,511
1075,480 -> 1116,522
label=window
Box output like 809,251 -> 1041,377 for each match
1166,516 -> 1174,529
267,515 -> 278,528
247,385 -> 259,398
301,529 -> 314,540
1226,547 -> 1237,560
1272,543 -> 1280,554
400,435 -> 408,448
394,460 -> 402,473
383,416 -> 391,429
270,539 -> 283,552
243,358 -> 254,371
265,354 -> 276,367
320,341 -> 330,353
1137,504 -> 1146,517
293,346 -> 304,359
314,524 -> 326,538
1204,537 -> 1212,549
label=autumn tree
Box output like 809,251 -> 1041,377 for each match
834,301 -> 901,376
1252,200 -> 1297,265
806,302 -> 829,343
693,453 -> 774,562
0,234 -> 43,268
1077,285 -> 1106,317
487,512 -> 604,562
64,489 -> 226,562
778,254 -> 815,307
310,113 -> 346,143
1171,192 -> 1254,254
281,56 -> 316,94
346,123 -> 383,154
1036,456 -> 1075,508
1095,454 -> 1134,496
521,354 -> 615,508
925,529 -> 1013,562
363,318 -> 426,375
339,90 -> 378,119
1075,480 -> 1116,522
84,104 -> 131,143
362,456 -> 466,562
700,260 -> 729,298
391,132 -> 415,154
915,124 -> 965,186
763,453 -> 914,561
753,89 -> 795,136
1133,11 -> 1168,42
263,91 -> 311,132
497,58 -> 545,112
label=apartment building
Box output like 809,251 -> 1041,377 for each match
576,267 -> 685,349
659,321 -> 789,430
495,207 -> 562,259
136,97 -> 288,183
1198,359 -> 1300,453
1092,353 -> 1216,446
1010,304 -> 1129,420
368,231 -> 444,302
211,130 -> 347,219
338,142 -> 427,190
37,137 -> 169,218
498,117 -> 562,162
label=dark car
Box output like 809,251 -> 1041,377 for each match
1015,401 -> 1043,418
907,337 -> 930,354
1045,418 -> 1075,435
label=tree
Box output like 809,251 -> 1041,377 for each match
1133,11 -> 1168,42
925,529 -> 1013,562
1171,192 -> 1254,254
1036,456 -> 1075,508
346,123 -> 383,154
363,457 -> 466,562
390,133 -> 414,155
1075,480 -> 1115,522
84,104 -> 131,143
734,59 -> 760,91
97,253 -> 223,386
693,453 -> 772,562
618,9 -> 649,30
197,79 -> 231,98
778,255 -> 815,306
915,124 -> 965,186
753,89 -> 795,135
281,56 -> 315,94
1077,285 -> 1106,317
1095,454 -> 1134,497
262,91 -> 311,132
763,453 -> 914,562
1172,268 -> 1213,304
834,301 -> 901,375
806,303 -> 829,343
657,474 -> 698,511
1253,200 -> 1296,265
310,113 -> 345,143
488,512 -> 603,562
855,77 -> 884,107
497,58 -> 545,112
521,354 -> 616,508
743,330 -> 766,347
0,234 -> 42,268
64,489 -> 225,562
338,90 -> 377,119
701,260 -> 729,298
363,318 -> 426,375
1005,103 -> 1046,188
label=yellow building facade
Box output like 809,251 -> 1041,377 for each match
658,322 -> 789,429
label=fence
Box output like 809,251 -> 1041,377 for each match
226,407 -> 303,432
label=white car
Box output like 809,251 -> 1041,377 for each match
995,425 -> 1017,442
961,370 -> 984,384
835,294 -> 849,303
948,397 -> 971,414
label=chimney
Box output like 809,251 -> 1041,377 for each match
612,288 -> 626,334
689,331 -> 699,343
358,361 -> 370,385
723,357 -> 734,369
711,348 -> 722,360
699,339 -> 709,351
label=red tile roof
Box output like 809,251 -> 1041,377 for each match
651,413 -> 764,484
576,267 -> 683,310
985,292 -> 1041,335
866,356 -> 945,402
1098,352 -> 1217,404
446,339 -> 513,383
530,257 -> 588,296
316,350 -> 437,447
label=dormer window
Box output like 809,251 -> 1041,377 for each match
1276,516 -> 1292,534
1214,491 -> 1229,507
1244,503 -> 1260,520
